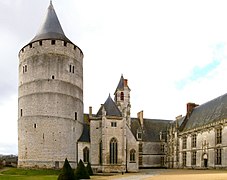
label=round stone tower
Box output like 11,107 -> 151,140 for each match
18,2 -> 83,168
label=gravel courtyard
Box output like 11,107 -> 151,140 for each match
92,169 -> 227,180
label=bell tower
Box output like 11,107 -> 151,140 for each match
114,75 -> 131,127
18,2 -> 84,168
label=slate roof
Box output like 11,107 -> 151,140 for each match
114,75 -> 130,94
96,95 -> 122,117
30,1 -> 72,44
115,75 -> 125,92
182,93 -> 227,131
78,123 -> 90,142
131,118 -> 172,142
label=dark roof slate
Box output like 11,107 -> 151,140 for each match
96,95 -> 122,117
30,1 -> 72,44
131,118 -> 172,142
78,123 -> 90,142
183,93 -> 227,131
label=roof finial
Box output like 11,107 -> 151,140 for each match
50,0 -> 53,6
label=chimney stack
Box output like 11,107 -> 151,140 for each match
89,106 -> 92,117
186,103 -> 198,117
137,110 -> 144,128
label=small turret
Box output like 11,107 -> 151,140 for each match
114,75 -> 131,127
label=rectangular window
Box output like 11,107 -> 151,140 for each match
33,124 -> 37,128
137,132 -> 142,140
161,157 -> 165,166
216,128 -> 222,144
191,151 -> 196,165
182,136 -> 187,149
75,112 -> 77,120
51,40 -> 56,45
139,156 -> 143,165
39,41 -> 42,46
216,148 -> 222,165
69,65 -> 71,72
182,152 -> 187,166
139,143 -> 143,153
111,122 -> 117,127
20,109 -> 23,117
192,134 -> 197,148
64,41 -> 67,47
161,144 -> 165,153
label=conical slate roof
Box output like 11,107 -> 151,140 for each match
116,75 -> 125,91
97,95 -> 122,117
30,1 -> 71,43
114,74 -> 130,94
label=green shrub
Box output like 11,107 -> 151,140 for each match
74,159 -> 90,180
58,158 -> 75,180
86,162 -> 93,176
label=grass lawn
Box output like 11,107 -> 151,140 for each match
0,167 -> 60,180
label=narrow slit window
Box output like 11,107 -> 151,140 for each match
34,124 -> 37,128
39,41 -> 42,46
29,44 -> 32,48
72,66 -> 75,73
64,41 -> 67,47
20,109 -> 23,117
24,65 -> 27,72
75,112 -> 77,120
52,75 -> 55,79
69,65 -> 71,72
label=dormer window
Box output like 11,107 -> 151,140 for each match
137,132 -> 142,140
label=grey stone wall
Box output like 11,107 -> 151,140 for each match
18,40 -> 83,169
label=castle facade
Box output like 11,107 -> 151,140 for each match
18,2 -> 227,171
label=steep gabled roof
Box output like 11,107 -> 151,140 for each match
78,123 -> 90,142
30,1 -> 71,43
182,93 -> 227,131
96,95 -> 122,117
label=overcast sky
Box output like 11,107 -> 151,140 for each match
1,0 -> 227,154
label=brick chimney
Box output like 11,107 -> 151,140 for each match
186,103 -> 198,118
124,79 -> 128,87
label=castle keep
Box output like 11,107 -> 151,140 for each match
18,2 -> 83,168
18,2 -> 227,171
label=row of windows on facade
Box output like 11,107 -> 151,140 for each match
182,128 -> 222,149
22,64 -> 76,74
83,139 -> 136,164
20,109 -> 78,121
21,40 -> 83,56
182,148 -> 222,166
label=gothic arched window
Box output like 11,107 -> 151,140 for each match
130,149 -> 136,162
110,138 -> 118,164
120,92 -> 124,101
83,147 -> 89,163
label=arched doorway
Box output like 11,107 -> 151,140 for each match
203,154 -> 208,168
